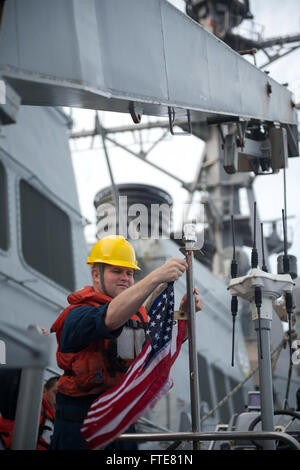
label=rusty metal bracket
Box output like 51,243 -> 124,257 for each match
179,246 -> 204,257
236,121 -> 249,148
129,101 -> 142,124
174,309 -> 188,320
168,107 -> 192,136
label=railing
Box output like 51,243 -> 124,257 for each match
0,321 -> 52,450
118,431 -> 300,450
2,322 -> 300,451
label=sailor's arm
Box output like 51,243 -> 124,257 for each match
105,257 -> 188,331
179,287 -> 203,341
179,287 -> 203,313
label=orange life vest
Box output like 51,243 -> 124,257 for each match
51,286 -> 148,397
0,397 -> 55,450
0,417 -> 14,450
36,396 -> 56,450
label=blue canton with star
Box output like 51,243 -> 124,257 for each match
143,282 -> 175,368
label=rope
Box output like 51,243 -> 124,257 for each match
199,338 -> 286,425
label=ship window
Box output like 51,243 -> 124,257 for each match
0,160 -> 9,251
198,353 -> 214,413
20,180 -> 75,291
229,377 -> 245,414
212,365 -> 231,424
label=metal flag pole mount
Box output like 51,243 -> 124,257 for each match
181,224 -> 202,450
228,202 -> 296,450
227,269 -> 295,450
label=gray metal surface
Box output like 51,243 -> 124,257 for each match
0,322 -> 51,450
0,105 -> 90,369
255,318 -> 276,450
185,251 -> 201,448
0,100 -> 255,440
0,0 -> 299,449
0,322 -> 51,368
133,238 -> 254,431
11,368 -> 45,450
0,0 -> 297,126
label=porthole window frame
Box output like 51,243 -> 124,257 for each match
0,159 -> 10,253
18,178 -> 75,292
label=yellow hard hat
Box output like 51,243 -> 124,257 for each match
86,235 -> 140,270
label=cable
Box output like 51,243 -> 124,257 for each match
282,209 -> 290,273
281,208 -> 294,382
260,223 -> 268,272
254,286 -> 263,360
199,338 -> 287,426
251,203 -> 263,359
251,202 -> 258,269
283,167 -> 287,234
285,292 -> 293,366
248,410 -> 300,450
231,296 -> 238,367
281,164 -> 297,410
230,215 -> 238,367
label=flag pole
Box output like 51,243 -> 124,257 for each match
183,224 -> 201,450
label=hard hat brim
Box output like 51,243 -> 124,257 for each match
86,258 -> 141,270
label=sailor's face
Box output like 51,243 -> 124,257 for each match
93,264 -> 134,297
44,382 -> 58,412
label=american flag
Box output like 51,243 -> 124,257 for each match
81,282 -> 186,450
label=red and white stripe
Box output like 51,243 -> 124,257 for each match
81,320 -> 185,450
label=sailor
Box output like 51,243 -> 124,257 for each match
37,376 -> 59,450
49,235 -> 202,450
0,373 -> 58,450
0,369 -> 18,450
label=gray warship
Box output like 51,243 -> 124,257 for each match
0,0 -> 299,450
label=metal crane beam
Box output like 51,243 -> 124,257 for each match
0,0 -> 297,128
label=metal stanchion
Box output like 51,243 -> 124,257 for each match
254,316 -> 275,450
12,367 -> 45,450
228,270 -> 294,451
183,224 -> 201,450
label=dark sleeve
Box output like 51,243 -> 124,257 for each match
60,303 -> 123,353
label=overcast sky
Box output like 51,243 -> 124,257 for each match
69,0 -> 300,273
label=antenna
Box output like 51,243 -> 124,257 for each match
260,223 -> 268,272
282,208 -> 290,273
251,202 -> 258,269
251,202 -> 263,359
231,215 -> 238,278
281,208 -> 293,367
230,215 -> 238,367
254,286 -> 263,360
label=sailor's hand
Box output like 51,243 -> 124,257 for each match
179,287 -> 203,313
152,257 -> 188,283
